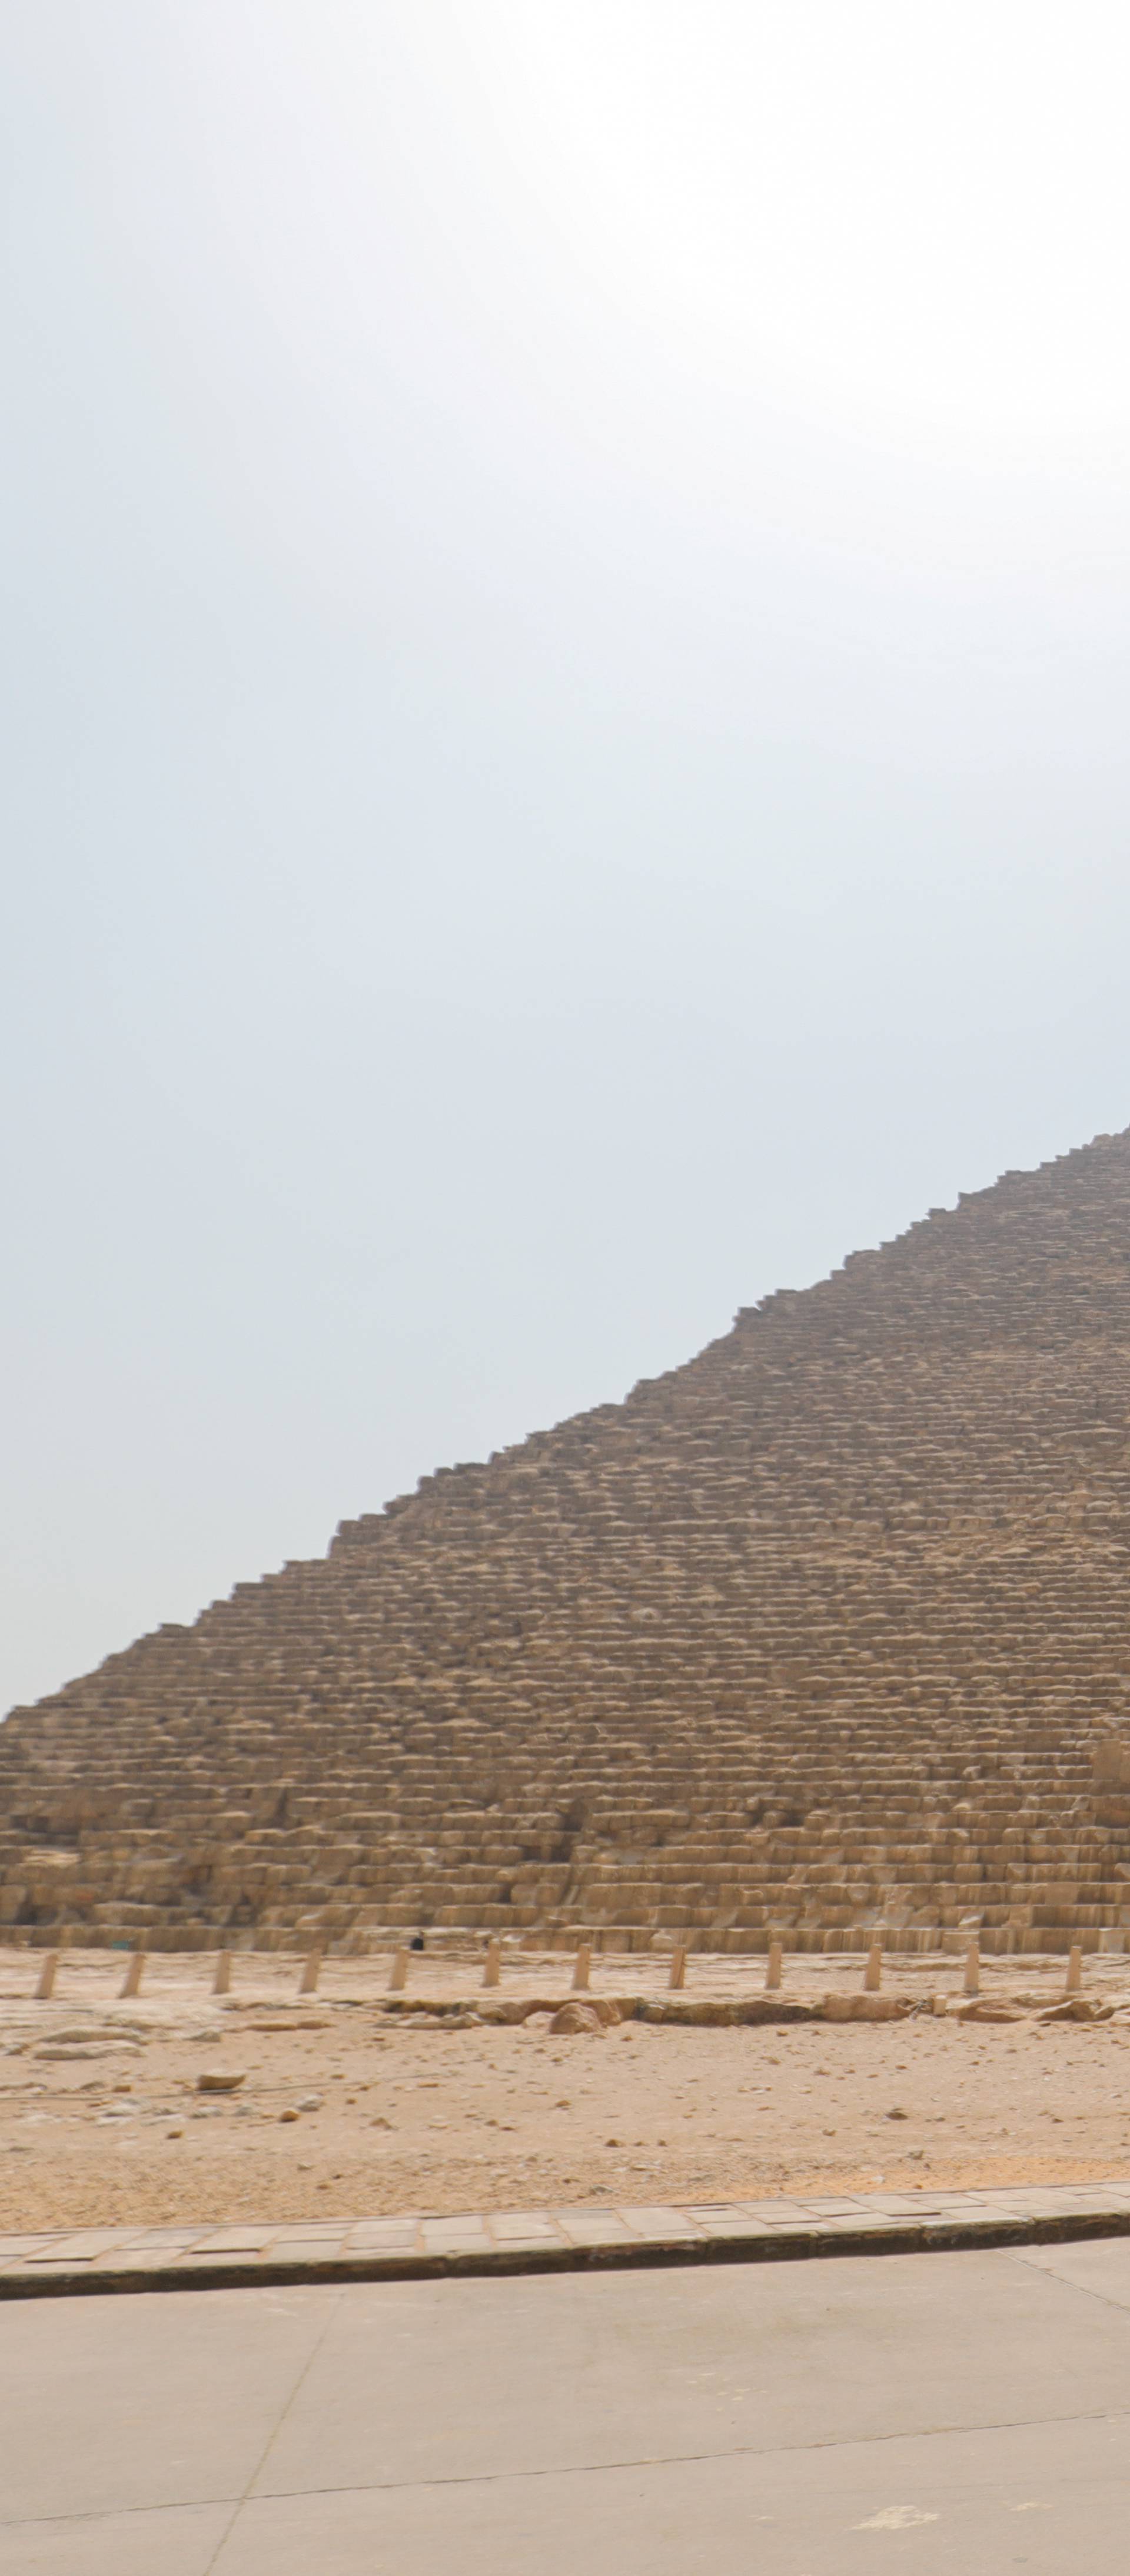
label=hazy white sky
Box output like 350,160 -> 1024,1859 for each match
5,2 -> 1130,1713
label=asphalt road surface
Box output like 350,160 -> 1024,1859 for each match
4,2237 -> 1130,2571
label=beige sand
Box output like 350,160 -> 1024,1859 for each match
4,1946 -> 1130,2230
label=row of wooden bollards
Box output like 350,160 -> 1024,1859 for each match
396,1932 -> 1091,1998
765,1935 -> 1088,2002
27,1945 -> 329,2004
25,1941 -> 447,2004
24,1932 -> 1092,2005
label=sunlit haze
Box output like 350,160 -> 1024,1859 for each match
4,1 -> 1130,1713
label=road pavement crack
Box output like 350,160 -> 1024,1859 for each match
202,2287 -> 347,2572
244,2398 -> 1130,2499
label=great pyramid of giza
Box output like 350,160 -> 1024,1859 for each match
5,1129 -> 1130,1959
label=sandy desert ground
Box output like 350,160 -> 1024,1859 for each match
4,1945 -> 1130,2229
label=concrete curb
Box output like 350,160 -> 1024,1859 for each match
5,2184 -> 1130,2298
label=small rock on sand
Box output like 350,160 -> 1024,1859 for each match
549,2003 -> 607,2037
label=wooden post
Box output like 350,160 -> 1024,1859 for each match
212,1950 -> 232,1996
963,1939 -> 980,1997
34,1951 -> 58,2002
668,1945 -> 686,1991
765,1939 -> 783,1992
864,1940 -> 883,1992
483,1940 -> 501,1988
571,1942 -> 591,1992
298,1949 -> 322,1996
388,1946 -> 409,1992
120,1949 -> 145,1998
1065,1942 -> 1083,1996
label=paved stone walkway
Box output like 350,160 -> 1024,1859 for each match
5,2177 -> 1130,2296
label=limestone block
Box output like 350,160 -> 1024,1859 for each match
548,2001 -> 607,2035
821,1994 -> 910,2022
1092,1736 -> 1130,1788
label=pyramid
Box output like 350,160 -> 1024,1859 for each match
5,1128 -> 1130,1959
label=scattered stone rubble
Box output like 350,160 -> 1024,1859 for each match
6,1128 -> 1130,1957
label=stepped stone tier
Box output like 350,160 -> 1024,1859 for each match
6,1128 -> 1130,1959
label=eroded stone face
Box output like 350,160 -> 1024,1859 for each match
1093,1737 -> 1130,1788
5,1130 -> 1130,1960
547,2003 -> 607,2037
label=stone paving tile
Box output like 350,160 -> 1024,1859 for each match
419,2219 -> 491,2250
683,2211 -> 775,2234
274,2216 -> 361,2232
983,2186 -> 1092,2206
487,2215 -> 561,2243
345,2216 -> 421,2235
22,2243 -> 121,2267
340,2239 -> 416,2259
681,2202 -> 756,2218
769,2196 -> 868,2216
551,2211 -> 634,2244
935,2209 -> 1016,2226
272,2232 -> 351,2250
6,2181 -> 1130,2296
859,2191 -> 949,2210
618,2206 -> 700,2234
740,2198 -> 825,2218
194,2229 -> 280,2253
117,2228 -> 211,2246
924,2196 -> 1005,2213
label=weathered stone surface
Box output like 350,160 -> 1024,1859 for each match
821,1994 -> 910,2023
1094,1736 -> 1130,1786
547,2001 -> 607,2035
1038,1997 -> 1115,2023
5,1128 -> 1130,1953
952,2000 -> 1026,2023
